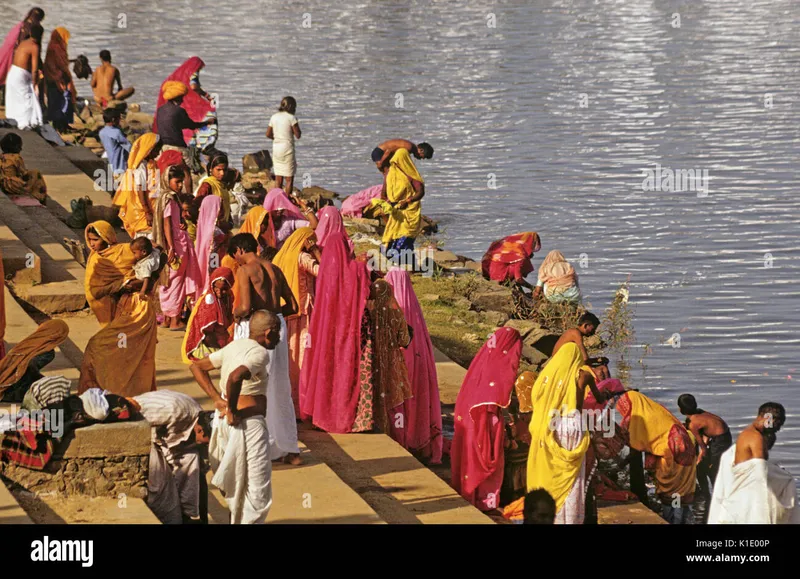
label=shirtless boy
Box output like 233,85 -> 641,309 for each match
551,312 -> 600,363
371,139 -> 433,172
91,50 -> 135,107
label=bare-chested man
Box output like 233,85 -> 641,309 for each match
371,139 -> 433,172
551,312 -> 600,363
5,23 -> 43,129
734,402 -> 785,466
228,233 -> 302,466
678,394 -> 731,502
91,50 -> 135,107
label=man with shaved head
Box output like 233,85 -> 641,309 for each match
189,310 -> 281,524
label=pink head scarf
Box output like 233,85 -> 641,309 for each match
385,267 -> 443,464
298,232 -> 371,433
262,188 -> 304,221
315,205 -> 355,254
154,56 -> 215,143
194,195 -> 222,293
450,327 -> 522,510
341,184 -> 383,218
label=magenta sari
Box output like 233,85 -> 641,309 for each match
341,185 -> 382,218
299,232 -> 371,433
315,206 -> 354,253
384,268 -> 443,464
194,195 -> 221,293
0,22 -> 24,87
450,327 -> 522,511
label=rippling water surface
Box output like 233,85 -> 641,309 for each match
4,0 -> 798,473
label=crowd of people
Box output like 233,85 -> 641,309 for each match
0,8 -> 796,526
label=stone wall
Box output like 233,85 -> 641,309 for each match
0,421 -> 151,499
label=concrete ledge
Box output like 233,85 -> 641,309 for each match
59,145 -> 108,179
0,226 -> 41,284
60,421 -> 151,459
13,281 -> 87,314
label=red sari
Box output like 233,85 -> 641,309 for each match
481,232 -> 541,282
153,57 -> 214,144
298,232 -> 371,433
450,327 -> 522,511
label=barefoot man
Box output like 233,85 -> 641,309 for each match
91,50 -> 135,107
189,310 -> 281,524
228,233 -> 302,466
4,23 -> 43,129
709,402 -> 799,524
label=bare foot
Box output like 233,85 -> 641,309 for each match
284,453 -> 303,466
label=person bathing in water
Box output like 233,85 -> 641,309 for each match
91,49 -> 135,107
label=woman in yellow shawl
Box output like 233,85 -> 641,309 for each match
194,152 -> 232,225
369,148 -> 425,258
79,234 -> 164,397
43,27 -> 76,132
112,133 -> 162,238
272,227 -> 320,414
0,320 -> 69,402
616,390 -> 697,523
84,221 -> 137,327
524,343 -> 608,524
238,206 -> 275,256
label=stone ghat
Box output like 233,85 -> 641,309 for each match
0,421 -> 150,499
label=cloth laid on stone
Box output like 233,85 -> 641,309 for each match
79,388 -> 110,421
708,446 -> 800,524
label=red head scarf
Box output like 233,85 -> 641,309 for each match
298,232 -> 371,433
450,327 -> 522,509
157,150 -> 185,176
182,267 -> 235,362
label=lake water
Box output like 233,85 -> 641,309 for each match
3,0 -> 798,473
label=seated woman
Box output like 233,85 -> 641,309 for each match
450,327 -> 523,511
262,188 -> 318,251
181,267 -> 234,363
0,133 -> 47,204
0,320 -> 69,403
535,250 -> 582,305
481,232 -> 541,291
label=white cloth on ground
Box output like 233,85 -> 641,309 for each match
79,388 -> 110,421
708,446 -> 800,524
209,415 -> 272,524
4,65 -> 42,130
133,248 -> 162,280
234,315 -> 299,459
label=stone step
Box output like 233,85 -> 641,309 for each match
22,200 -> 88,267
0,194 -> 86,313
0,477 -> 33,524
0,224 -> 41,284
299,426 -> 494,525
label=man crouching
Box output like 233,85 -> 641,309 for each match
189,310 -> 281,524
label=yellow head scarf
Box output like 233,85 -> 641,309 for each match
526,342 -> 590,511
272,227 -> 315,312
239,206 -> 268,239
162,80 -> 188,101
85,220 -> 117,248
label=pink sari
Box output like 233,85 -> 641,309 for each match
341,185 -> 382,218
159,196 -> 201,317
315,206 -> 354,253
262,188 -> 304,220
0,22 -> 23,87
153,57 -> 215,144
298,232 -> 371,433
194,195 -> 221,293
384,268 -> 443,464
450,327 -> 522,511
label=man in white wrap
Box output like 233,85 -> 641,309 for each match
189,310 -> 281,524
4,23 -> 43,130
709,402 -> 799,524
132,390 -> 202,524
229,233 -> 302,465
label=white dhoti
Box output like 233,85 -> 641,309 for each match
4,65 -> 42,130
708,447 -> 800,524
272,142 -> 296,177
234,315 -> 300,460
209,415 -> 272,524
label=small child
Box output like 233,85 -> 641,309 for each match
130,237 -> 162,298
181,200 -> 198,244
98,109 -> 132,185
0,133 -> 48,204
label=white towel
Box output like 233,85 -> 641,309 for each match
209,415 -> 272,524
708,446 -> 800,524
79,388 -> 110,421
4,65 -> 42,130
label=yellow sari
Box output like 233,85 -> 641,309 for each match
84,221 -> 137,327
198,176 -> 231,222
526,342 -> 590,512
272,227 -> 315,312
374,149 -> 424,244
112,133 -> 159,238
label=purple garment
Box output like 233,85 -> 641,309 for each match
275,218 -> 310,250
